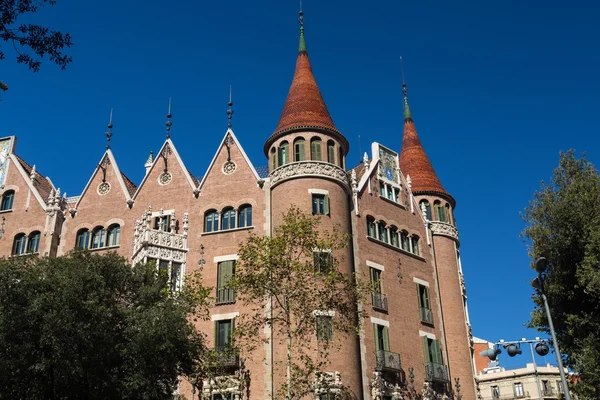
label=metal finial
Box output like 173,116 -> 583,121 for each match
299,0 -> 304,26
165,98 -> 172,139
227,85 -> 234,129
400,56 -> 407,97
106,108 -> 113,149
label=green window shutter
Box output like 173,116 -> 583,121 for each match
423,286 -> 431,310
382,326 -> 390,351
324,195 -> 330,215
417,284 -> 423,308
432,339 -> 442,364
422,336 -> 431,363
328,145 -> 335,163
214,321 -> 218,348
299,142 -> 305,161
374,324 -> 380,352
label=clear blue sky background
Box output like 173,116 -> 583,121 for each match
2,0 -> 599,370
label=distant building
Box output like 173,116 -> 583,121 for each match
474,338 -> 570,400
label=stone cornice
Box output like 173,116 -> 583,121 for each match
270,161 -> 349,191
429,221 -> 459,244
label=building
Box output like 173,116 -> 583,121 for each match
0,10 -> 476,400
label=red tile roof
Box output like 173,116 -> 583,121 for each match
120,172 -> 137,197
13,154 -> 54,204
399,119 -> 451,200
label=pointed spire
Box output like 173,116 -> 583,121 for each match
399,73 -> 452,203
265,6 -> 348,155
400,57 -> 412,121
144,150 -> 153,174
298,2 -> 307,54
227,86 -> 234,129
106,109 -> 113,149
165,98 -> 172,139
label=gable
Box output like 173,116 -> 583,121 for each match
7,154 -> 53,211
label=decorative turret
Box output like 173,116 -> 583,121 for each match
144,151 -> 154,175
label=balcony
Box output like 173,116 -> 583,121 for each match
213,347 -> 240,368
376,350 -> 401,372
542,387 -> 554,397
420,307 -> 433,324
216,288 -> 236,305
371,292 -> 388,312
424,362 -> 449,383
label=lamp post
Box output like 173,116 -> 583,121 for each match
532,257 -> 571,400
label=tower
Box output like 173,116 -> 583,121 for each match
263,9 -> 361,398
399,83 -> 476,399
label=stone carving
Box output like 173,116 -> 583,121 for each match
270,161 -> 348,188
429,221 -> 459,242
351,169 -> 358,194
459,272 -> 467,298
223,161 -> 236,174
314,371 -> 343,396
158,171 -> 172,185
97,181 -> 111,195
370,371 -> 406,400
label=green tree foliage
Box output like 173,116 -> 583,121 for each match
0,251 -> 211,399
230,207 -> 367,400
522,150 -> 600,398
1,0 -> 73,98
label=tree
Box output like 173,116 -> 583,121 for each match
0,251 -> 211,399
1,0 -> 73,98
230,207 -> 367,400
522,150 -> 600,398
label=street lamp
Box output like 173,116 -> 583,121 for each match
531,257 -> 571,400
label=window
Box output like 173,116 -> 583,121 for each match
556,380 -> 564,394
107,224 -> 120,247
434,201 -> 447,222
371,268 -> 387,311
316,315 -> 332,341
205,210 -> 219,233
171,262 -> 182,292
270,147 -> 277,170
514,382 -> 524,397
1,190 -> 14,211
445,203 -> 452,224
423,337 -> 443,366
420,200 -> 432,220
491,386 -> 500,399
76,229 -> 91,249
379,181 -> 386,198
91,227 -> 106,249
378,222 -> 388,243
216,260 -> 236,305
314,251 -> 333,273
400,231 -> 410,251
417,284 -> 433,324
222,207 -> 236,230
327,140 -> 335,164
278,141 -> 289,166
294,138 -> 306,162
312,194 -> 329,216
153,215 -> 171,232
367,217 -> 376,238
411,236 -> 420,256
215,319 -> 234,350
310,137 -> 322,161
27,231 -> 40,253
238,205 -> 252,228
374,324 -> 389,352
390,227 -> 399,247
370,268 -> 382,293
12,233 -> 27,255
338,147 -> 344,169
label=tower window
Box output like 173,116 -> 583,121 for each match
327,140 -> 335,164
434,200 -> 447,222
1,190 -> 14,211
278,141 -> 289,166
270,147 -> 277,170
310,137 -> 322,161
294,138 -> 306,162
420,200 -> 432,220
312,194 -> 329,216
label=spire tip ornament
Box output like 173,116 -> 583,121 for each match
105,108 -> 113,149
227,85 -> 234,129
165,98 -> 173,139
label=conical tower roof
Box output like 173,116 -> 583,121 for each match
399,87 -> 454,205
264,20 -> 348,155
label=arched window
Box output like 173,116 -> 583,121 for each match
390,226 -> 399,247
12,233 -> 27,255
310,137 -> 322,161
420,200 -> 432,221
293,138 -> 306,162
222,207 -> 236,230
91,226 -> 106,249
278,141 -> 289,166
327,141 -> 335,164
27,231 -> 41,253
204,210 -> 219,233
401,230 -> 410,251
411,236 -> 420,256
339,147 -> 345,169
434,200 -> 446,222
239,205 -> 253,228
445,203 -> 452,224
107,224 -> 120,247
378,221 -> 388,243
270,147 -> 277,170
76,229 -> 91,249
1,190 -> 14,211
367,216 -> 376,238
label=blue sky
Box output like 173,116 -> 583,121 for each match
2,0 -> 599,370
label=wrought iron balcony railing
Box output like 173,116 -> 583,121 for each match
542,387 -> 554,397
375,349 -> 401,372
371,292 -> 388,312
213,347 -> 240,368
216,288 -> 236,305
420,307 -> 434,324
424,362 -> 449,383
